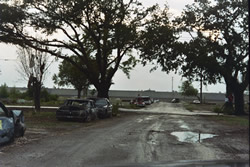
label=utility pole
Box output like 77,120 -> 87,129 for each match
200,73 -> 203,104
172,77 -> 173,92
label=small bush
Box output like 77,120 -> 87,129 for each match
183,104 -> 195,112
0,83 -> 9,98
221,103 -> 235,115
112,103 -> 120,116
213,106 -> 223,114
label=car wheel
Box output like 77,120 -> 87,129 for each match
108,111 -> 112,118
91,112 -> 97,121
85,114 -> 92,122
57,117 -> 62,121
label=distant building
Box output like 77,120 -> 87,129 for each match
6,87 -> 237,103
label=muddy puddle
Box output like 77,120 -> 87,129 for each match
171,131 -> 217,143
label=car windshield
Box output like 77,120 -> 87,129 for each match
65,100 -> 88,107
142,97 -> 150,101
95,99 -> 108,106
0,106 -> 6,116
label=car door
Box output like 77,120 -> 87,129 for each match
0,103 -> 15,144
106,99 -> 112,114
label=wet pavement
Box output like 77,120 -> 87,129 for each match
119,102 -> 219,116
0,103 -> 248,167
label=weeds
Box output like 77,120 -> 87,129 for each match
208,115 -> 249,127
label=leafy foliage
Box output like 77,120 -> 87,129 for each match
179,81 -> 198,97
138,5 -> 180,73
0,0 -> 157,98
0,83 -> 8,98
177,0 -> 249,115
53,56 -> 90,98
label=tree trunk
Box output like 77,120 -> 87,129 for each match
233,89 -> 245,115
34,81 -> 41,112
224,76 -> 247,115
77,89 -> 81,99
200,75 -> 203,104
96,82 -> 111,98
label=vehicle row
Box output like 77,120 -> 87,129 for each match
130,96 -> 154,107
56,98 -> 112,122
0,98 -> 112,145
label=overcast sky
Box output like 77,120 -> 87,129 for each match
0,0 -> 226,93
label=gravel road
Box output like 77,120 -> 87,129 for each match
0,103 -> 249,167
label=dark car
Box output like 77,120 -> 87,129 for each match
89,98 -> 112,118
0,102 -> 26,145
56,99 -> 97,122
141,96 -> 152,105
171,98 -> 180,103
130,97 -> 146,107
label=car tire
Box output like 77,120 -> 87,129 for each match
91,112 -> 97,121
108,111 -> 112,118
85,114 -> 92,122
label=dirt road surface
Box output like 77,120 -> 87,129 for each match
0,103 -> 249,166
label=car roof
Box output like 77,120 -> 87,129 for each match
0,101 -> 9,116
66,99 -> 93,102
87,97 -> 108,101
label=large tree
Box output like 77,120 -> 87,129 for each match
180,32 -> 221,103
0,0 -> 156,98
138,5 -> 180,73
53,57 -> 90,99
177,0 -> 249,115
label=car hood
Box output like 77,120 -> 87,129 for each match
93,160 -> 249,167
0,116 -> 14,144
96,105 -> 108,109
59,105 -> 87,111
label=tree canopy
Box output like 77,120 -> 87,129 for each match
53,57 -> 90,98
179,81 -> 198,98
177,0 -> 249,115
138,5 -> 180,73
0,0 -> 158,98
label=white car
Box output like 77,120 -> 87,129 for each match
192,100 -> 200,104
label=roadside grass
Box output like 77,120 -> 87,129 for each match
183,102 -> 249,115
24,111 -> 87,130
183,102 -> 222,112
183,102 -> 249,127
206,115 -> 249,127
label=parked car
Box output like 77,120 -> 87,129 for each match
171,98 -> 180,103
0,101 -> 26,145
89,98 -> 112,118
130,97 -> 146,107
141,96 -> 152,105
56,99 -> 97,122
192,100 -> 201,104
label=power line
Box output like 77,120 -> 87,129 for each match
0,58 -> 17,61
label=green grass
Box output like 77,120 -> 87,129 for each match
183,102 -> 225,112
24,111 -> 84,129
183,103 -> 195,112
207,115 -> 249,127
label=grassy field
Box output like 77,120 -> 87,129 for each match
24,111 -> 90,130
206,115 -> 249,127
183,102 -> 223,112
183,102 -> 249,127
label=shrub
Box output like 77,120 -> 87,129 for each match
112,103 -> 120,116
0,83 -> 9,98
213,106 -> 223,114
